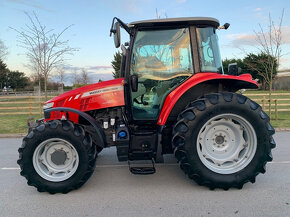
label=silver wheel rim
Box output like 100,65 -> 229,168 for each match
196,113 -> 257,174
33,138 -> 79,182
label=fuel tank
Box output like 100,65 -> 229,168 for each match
45,78 -> 125,112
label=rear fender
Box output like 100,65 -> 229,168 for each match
158,73 -> 258,125
45,107 -> 106,147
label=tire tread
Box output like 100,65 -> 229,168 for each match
172,92 -> 275,190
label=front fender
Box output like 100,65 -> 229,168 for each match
157,73 -> 258,125
45,107 -> 105,147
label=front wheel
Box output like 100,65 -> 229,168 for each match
172,92 -> 276,190
18,120 -> 97,194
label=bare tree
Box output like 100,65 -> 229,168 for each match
11,12 -> 77,100
25,57 -> 41,97
0,39 -> 8,60
245,10 -> 284,116
80,68 -> 91,84
55,66 -> 66,89
72,69 -> 80,85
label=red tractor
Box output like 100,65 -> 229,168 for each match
18,17 -> 275,193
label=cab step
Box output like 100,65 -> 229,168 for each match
128,158 -> 156,175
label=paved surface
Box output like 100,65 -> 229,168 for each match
0,133 -> 289,217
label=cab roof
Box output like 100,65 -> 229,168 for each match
129,17 -> 220,28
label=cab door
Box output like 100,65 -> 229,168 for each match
129,27 -> 194,120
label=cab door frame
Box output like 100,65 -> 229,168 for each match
124,25 -> 199,125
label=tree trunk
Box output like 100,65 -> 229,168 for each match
38,75 -> 41,97
268,80 -> 272,119
44,75 -> 47,101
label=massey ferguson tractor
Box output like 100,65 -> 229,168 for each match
17,17 -> 276,193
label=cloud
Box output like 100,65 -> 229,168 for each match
281,26 -> 290,44
54,72 -> 113,86
89,73 -> 114,82
279,57 -> 290,70
226,26 -> 290,48
58,65 -> 113,85
63,65 -> 113,72
254,8 -> 262,12
226,33 -> 257,47
88,66 -> 112,71
63,66 -> 82,71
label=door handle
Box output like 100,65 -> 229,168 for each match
130,75 -> 138,92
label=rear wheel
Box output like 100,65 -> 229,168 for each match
18,120 -> 97,194
172,92 -> 276,190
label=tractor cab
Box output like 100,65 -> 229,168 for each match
110,17 -> 224,122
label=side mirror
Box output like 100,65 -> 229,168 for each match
218,23 -> 230,30
228,63 -> 241,76
113,22 -> 121,48
130,75 -> 138,92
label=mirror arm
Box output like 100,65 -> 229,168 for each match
116,17 -> 132,36
110,17 -> 132,36
109,17 -> 117,36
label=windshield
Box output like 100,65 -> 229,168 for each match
196,27 -> 223,73
131,28 -> 193,80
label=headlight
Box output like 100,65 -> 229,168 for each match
43,102 -> 54,110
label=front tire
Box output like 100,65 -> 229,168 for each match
17,120 -> 97,194
172,92 -> 276,190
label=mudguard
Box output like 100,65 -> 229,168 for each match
157,73 -> 259,125
45,107 -> 105,147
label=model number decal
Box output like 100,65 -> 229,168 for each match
81,85 -> 124,98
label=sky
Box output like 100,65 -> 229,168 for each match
0,0 -> 289,83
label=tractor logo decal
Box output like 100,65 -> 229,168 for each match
81,85 -> 124,98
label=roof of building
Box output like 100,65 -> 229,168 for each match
277,71 -> 290,77
129,17 -> 220,28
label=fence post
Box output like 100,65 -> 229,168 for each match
29,96 -> 32,116
268,99 -> 271,119
275,99 -> 278,120
39,94 -> 42,117
262,96 -> 265,110
39,101 -> 42,117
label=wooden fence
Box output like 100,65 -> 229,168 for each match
0,95 -> 56,116
0,90 -> 59,96
0,93 -> 290,120
244,93 -> 290,120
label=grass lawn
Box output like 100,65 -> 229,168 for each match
0,115 -> 42,134
0,91 -> 289,134
270,112 -> 290,128
0,96 -> 49,134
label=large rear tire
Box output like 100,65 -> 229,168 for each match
172,92 -> 276,190
17,120 -> 97,194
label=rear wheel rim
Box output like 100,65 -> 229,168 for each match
33,138 -> 79,182
196,113 -> 257,174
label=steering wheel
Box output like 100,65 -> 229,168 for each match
134,94 -> 148,105
207,46 -> 213,58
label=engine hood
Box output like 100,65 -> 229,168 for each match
45,78 -> 125,111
